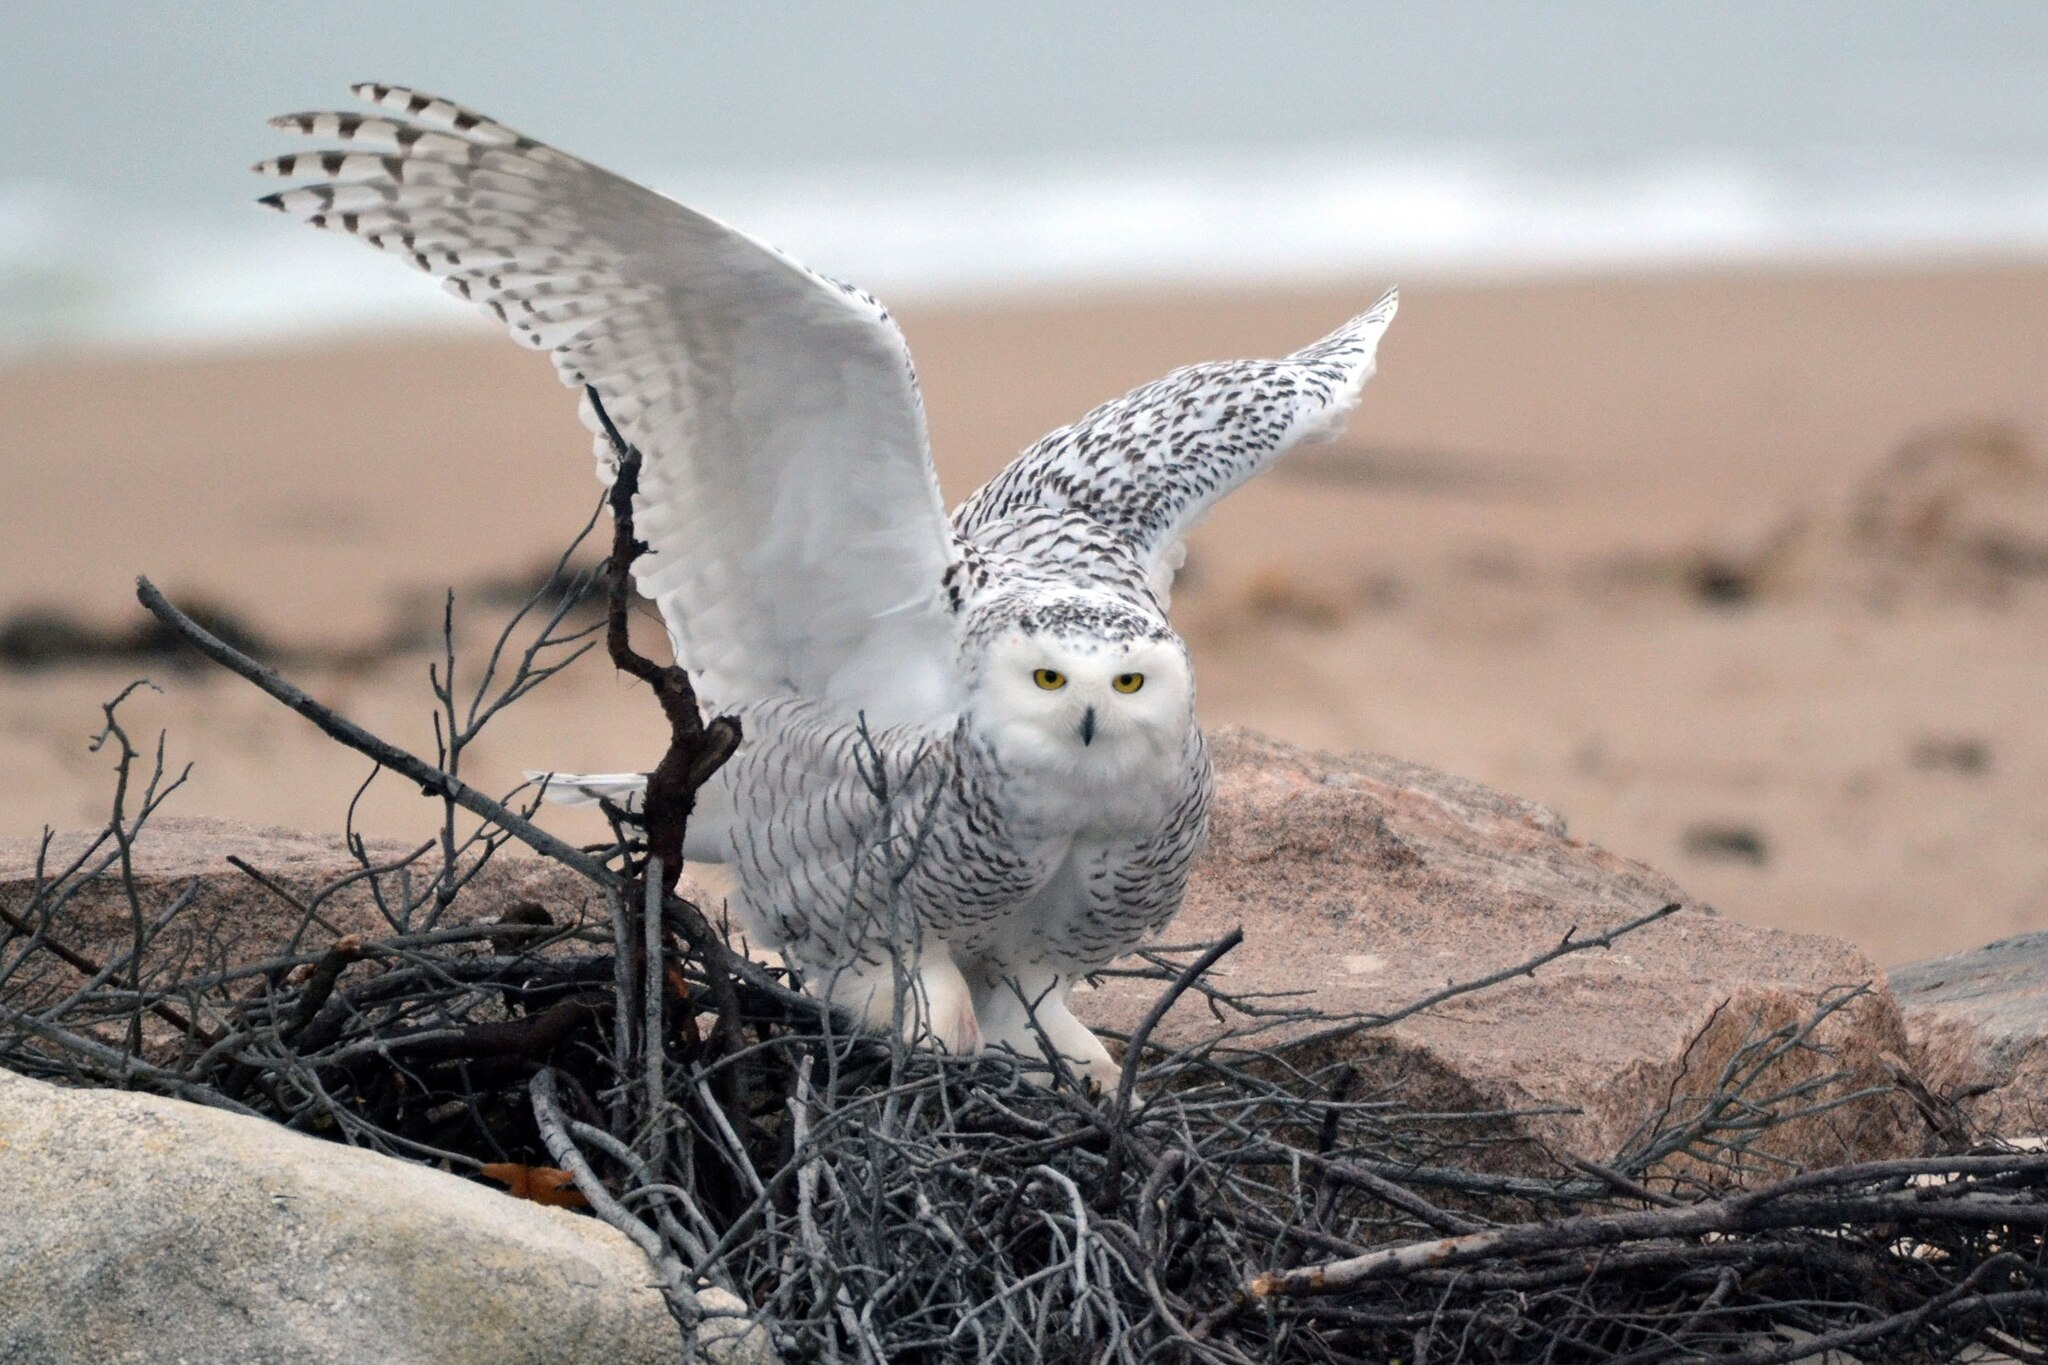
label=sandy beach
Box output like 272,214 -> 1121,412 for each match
4,259 -> 2046,965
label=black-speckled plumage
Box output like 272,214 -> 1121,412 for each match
259,85 -> 1396,1078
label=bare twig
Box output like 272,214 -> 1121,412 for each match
530,1067 -> 703,1324
1250,1153 -> 2048,1297
1113,926 -> 1243,1116
134,576 -> 615,886
1285,900 -> 1685,1050
0,897 -> 215,1045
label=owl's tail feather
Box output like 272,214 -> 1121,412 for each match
524,770 -> 734,865
526,770 -> 647,815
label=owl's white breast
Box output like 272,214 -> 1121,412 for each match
985,714 -> 1194,844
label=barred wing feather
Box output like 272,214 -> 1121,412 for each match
956,288 -> 1397,598
258,84 -> 960,724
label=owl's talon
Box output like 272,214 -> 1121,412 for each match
819,951 -> 983,1057
930,998 -> 983,1057
914,955 -> 982,1057
1075,1051 -> 1120,1096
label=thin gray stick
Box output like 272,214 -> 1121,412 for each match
1285,901 -> 1684,1051
529,1067 -> 702,1324
643,856 -> 666,1162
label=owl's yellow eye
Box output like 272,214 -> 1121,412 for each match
1032,668 -> 1067,690
1113,672 -> 1145,694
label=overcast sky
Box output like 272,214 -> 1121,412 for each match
4,3 -> 2044,349
6,2 -> 2045,219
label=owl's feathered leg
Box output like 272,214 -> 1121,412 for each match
815,949 -> 981,1058
974,970 -> 1118,1093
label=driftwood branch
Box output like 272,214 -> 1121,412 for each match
587,386 -> 741,893
1251,1151 -> 2048,1297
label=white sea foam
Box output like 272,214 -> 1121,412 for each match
5,144 -> 2048,354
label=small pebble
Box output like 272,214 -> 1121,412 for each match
1682,823 -> 1770,865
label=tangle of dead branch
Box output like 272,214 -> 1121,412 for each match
5,428 -> 2045,1361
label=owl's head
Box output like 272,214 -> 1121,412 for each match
964,591 -> 1193,771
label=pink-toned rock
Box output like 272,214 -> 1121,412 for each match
1078,729 -> 1916,1171
1895,932 -> 2048,1139
0,816 -> 608,970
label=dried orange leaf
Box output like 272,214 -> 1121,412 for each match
480,1161 -> 589,1209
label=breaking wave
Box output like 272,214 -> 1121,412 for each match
6,143 -> 2048,353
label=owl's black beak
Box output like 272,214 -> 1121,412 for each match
1078,706 -> 1097,746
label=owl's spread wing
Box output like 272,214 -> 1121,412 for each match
954,289 -> 1397,596
258,85 -> 960,724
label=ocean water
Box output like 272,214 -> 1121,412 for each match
9,144 -> 2048,355
3,2 -> 2045,353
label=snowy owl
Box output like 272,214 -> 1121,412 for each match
258,85 -> 1396,1087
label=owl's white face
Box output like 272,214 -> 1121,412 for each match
972,627 -> 1193,776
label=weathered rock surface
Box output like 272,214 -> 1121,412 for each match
0,815 -> 609,969
1079,729 -> 1916,1168
1895,931 -> 2048,1138
0,1066 -> 772,1364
